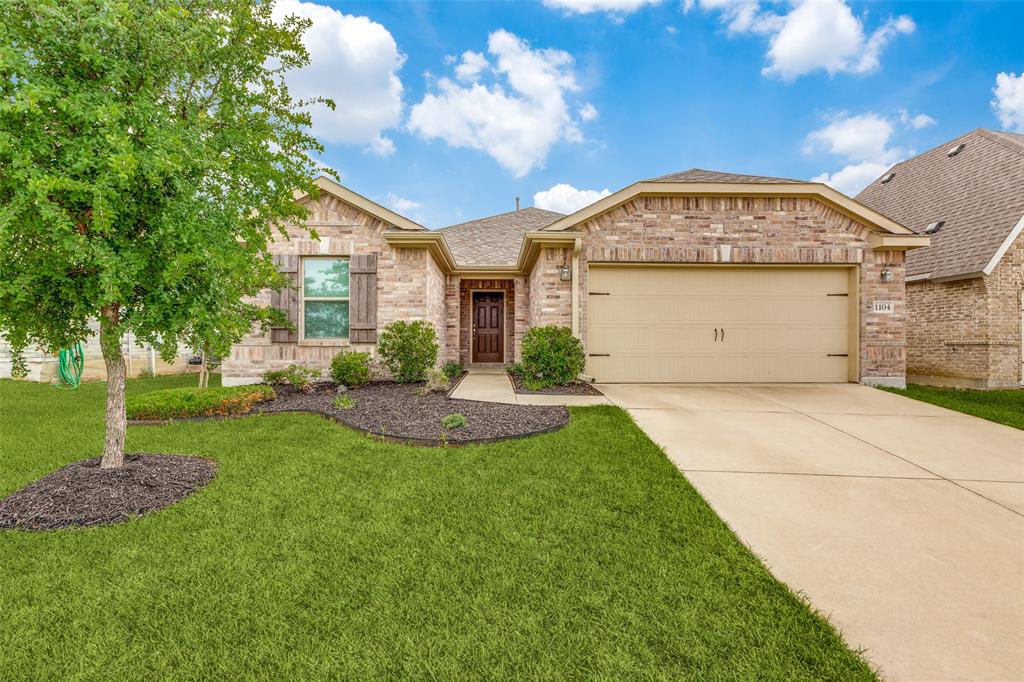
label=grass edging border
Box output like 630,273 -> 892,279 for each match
128,400 -> 569,447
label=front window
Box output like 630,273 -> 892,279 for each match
302,258 -> 349,340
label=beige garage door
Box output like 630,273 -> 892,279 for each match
587,266 -> 853,383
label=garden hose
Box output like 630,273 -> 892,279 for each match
56,342 -> 85,389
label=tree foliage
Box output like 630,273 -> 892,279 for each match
0,0 -> 331,465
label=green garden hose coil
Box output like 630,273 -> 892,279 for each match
57,342 -> 85,389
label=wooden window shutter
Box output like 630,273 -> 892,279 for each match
349,254 -> 378,343
269,254 -> 300,343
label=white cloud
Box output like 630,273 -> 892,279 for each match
543,0 -> 663,15
455,51 -> 489,82
898,109 -> 936,129
665,25 -> 678,34
811,161 -> 892,197
691,0 -> 914,81
384,193 -> 421,213
533,184 -> 611,213
409,30 -> 591,177
579,103 -> 599,121
804,113 -> 900,163
804,110 -> 940,196
992,72 -> 1024,132
272,0 -> 404,155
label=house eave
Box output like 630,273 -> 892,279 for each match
541,181 -> 917,236
295,176 -> 426,233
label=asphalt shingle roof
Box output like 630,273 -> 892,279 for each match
439,207 -> 564,266
646,168 -> 807,184
856,129 -> 1024,279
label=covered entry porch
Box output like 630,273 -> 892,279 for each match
449,277 -> 527,366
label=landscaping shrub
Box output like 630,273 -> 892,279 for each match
333,394 -> 356,410
126,385 -> 274,420
505,362 -> 524,377
441,413 -> 467,429
418,368 -> 450,396
377,321 -> 438,383
519,325 -> 585,390
330,351 -> 370,387
262,364 -> 321,393
442,361 -> 464,380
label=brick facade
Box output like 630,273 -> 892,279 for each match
906,233 -> 1023,388
528,195 -> 909,384
222,193 -> 447,385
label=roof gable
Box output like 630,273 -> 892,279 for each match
294,176 -> 425,232
856,129 -> 1024,280
439,207 -> 563,266
542,175 -> 915,237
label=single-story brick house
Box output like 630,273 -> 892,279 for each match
222,170 -> 928,387
857,129 -> 1023,389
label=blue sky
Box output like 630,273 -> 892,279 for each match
275,0 -> 1024,228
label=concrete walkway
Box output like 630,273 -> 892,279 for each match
449,368 -> 610,406
597,383 -> 1024,682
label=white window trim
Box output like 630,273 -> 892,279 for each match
300,256 -> 350,342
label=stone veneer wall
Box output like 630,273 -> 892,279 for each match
906,233 -> 1023,388
222,193 -> 445,385
527,195 -> 909,384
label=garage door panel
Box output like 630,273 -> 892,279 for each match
587,266 -> 852,383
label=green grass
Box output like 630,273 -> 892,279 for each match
0,374 -> 875,680
126,383 -> 273,420
882,384 -> 1024,430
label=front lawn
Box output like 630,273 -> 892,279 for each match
0,374 -> 874,680
882,384 -> 1024,430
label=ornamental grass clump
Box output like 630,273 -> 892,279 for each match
519,325 -> 585,390
441,413 -> 467,430
126,386 -> 275,421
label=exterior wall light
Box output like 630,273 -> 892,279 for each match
559,263 -> 572,281
880,269 -> 894,283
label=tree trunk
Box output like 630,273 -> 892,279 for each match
198,349 -> 209,389
100,305 -> 126,469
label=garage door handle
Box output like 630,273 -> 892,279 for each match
714,328 -> 718,342
827,354 -> 849,357
721,328 -> 725,342
588,353 -> 610,357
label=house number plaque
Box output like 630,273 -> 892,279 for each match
872,301 -> 895,314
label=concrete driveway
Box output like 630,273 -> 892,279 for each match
597,383 -> 1024,682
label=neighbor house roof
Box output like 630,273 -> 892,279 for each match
646,168 -> 806,184
439,207 -> 564,266
856,129 -> 1024,281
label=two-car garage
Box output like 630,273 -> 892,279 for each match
585,265 -> 856,383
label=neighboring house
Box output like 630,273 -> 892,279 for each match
223,171 -> 927,387
0,323 -> 191,382
857,129 -> 1024,389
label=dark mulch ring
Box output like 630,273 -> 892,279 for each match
509,372 -> 604,396
260,381 -> 568,444
0,454 -> 217,532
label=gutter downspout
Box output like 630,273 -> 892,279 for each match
571,237 -> 581,338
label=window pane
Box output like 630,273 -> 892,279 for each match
304,258 -> 349,297
304,301 -> 349,339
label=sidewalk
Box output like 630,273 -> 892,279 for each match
450,368 -> 610,406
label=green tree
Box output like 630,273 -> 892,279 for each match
0,0 -> 329,467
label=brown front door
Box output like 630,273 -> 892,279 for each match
472,292 -> 504,363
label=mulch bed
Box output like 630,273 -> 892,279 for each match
258,381 -> 568,444
509,373 -> 604,396
0,454 -> 217,531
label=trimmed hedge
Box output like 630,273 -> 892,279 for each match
519,325 -> 585,390
126,385 -> 275,420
